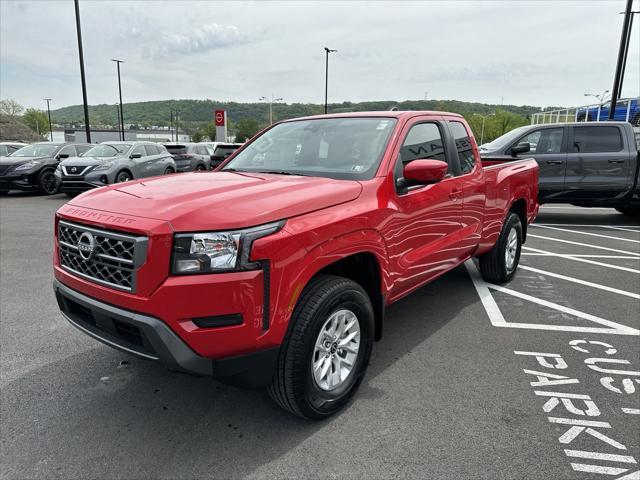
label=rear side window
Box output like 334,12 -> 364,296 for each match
573,127 -> 623,153
449,121 -> 475,174
144,145 -> 159,156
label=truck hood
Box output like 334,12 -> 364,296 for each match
67,171 -> 363,231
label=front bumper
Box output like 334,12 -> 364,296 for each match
54,279 -> 279,383
0,171 -> 40,191
58,166 -> 115,192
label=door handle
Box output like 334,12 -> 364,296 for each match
545,160 -> 563,165
449,190 -> 463,201
608,159 -> 625,164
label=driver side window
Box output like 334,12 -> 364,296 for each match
395,122 -> 449,191
131,145 -> 146,158
516,128 -> 563,155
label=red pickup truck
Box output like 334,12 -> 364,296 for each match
53,111 -> 538,419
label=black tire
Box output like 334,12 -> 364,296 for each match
615,206 -> 639,217
478,212 -> 523,283
38,169 -> 59,195
115,170 -> 132,183
195,164 -> 206,171
64,192 -> 76,198
164,167 -> 175,174
268,275 -> 374,420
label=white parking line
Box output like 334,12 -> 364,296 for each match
607,226 -> 640,233
519,265 -> 640,299
464,261 -> 639,336
523,247 -> 640,274
528,234 -> 640,256
523,253 -> 639,259
535,224 -> 640,231
532,224 -> 640,244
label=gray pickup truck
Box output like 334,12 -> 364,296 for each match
480,121 -> 639,216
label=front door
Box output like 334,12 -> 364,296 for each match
511,126 -> 566,201
563,125 -> 631,202
385,119 -> 464,300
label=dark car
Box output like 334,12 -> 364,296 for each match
480,121 -> 639,216
0,142 -> 27,157
163,143 -> 211,172
0,142 -> 92,195
200,142 -> 243,168
57,141 -> 176,195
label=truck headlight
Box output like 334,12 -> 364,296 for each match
171,221 -> 284,274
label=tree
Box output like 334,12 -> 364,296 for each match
22,108 -> 50,138
234,118 -> 260,142
191,131 -> 203,142
201,122 -> 217,141
0,99 -> 24,117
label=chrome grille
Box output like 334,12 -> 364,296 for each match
61,165 -> 90,176
58,220 -> 147,292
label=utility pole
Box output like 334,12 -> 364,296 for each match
111,59 -> 125,140
473,113 -> 494,145
74,0 -> 91,142
170,110 -> 174,141
609,0 -> 634,119
324,47 -> 337,114
43,98 -> 53,142
174,110 -> 179,142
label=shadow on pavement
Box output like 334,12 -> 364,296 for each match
1,266 -> 474,479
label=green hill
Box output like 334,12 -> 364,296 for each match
50,98 -> 547,126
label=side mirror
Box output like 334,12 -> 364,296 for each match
58,154 -> 69,159
130,153 -> 142,159
402,159 -> 449,184
511,143 -> 530,156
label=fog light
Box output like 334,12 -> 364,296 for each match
100,175 -> 108,184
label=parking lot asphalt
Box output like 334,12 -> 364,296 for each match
1,194 -> 639,480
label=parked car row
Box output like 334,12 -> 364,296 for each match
0,140 -> 243,196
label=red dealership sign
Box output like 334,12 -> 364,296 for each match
215,110 -> 225,126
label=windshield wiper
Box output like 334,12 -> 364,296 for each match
255,170 -> 309,176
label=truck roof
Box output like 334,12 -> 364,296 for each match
289,111 -> 464,122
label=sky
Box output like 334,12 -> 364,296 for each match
1,0 -> 639,111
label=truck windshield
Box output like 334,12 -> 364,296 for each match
223,117 -> 397,180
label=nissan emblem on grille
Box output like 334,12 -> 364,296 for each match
71,167 -> 77,173
77,232 -> 96,260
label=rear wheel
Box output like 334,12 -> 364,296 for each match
164,167 -> 175,174
115,170 -> 132,183
616,206 -> 639,217
478,212 -> 523,283
196,164 -> 206,171
268,275 -> 374,420
38,169 -> 59,195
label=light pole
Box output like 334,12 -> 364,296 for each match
74,0 -> 91,142
43,98 -> 53,142
584,90 -> 610,120
324,47 -> 337,114
111,59 -> 125,140
473,113 -> 494,145
259,95 -> 283,124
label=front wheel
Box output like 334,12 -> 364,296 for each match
478,212 -> 523,283
269,275 -> 374,419
115,170 -> 132,183
38,169 -> 59,195
164,167 -> 175,175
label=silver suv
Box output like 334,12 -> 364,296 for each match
57,141 -> 176,194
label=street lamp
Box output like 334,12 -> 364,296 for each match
259,95 -> 283,124
324,47 -> 337,114
43,98 -> 53,142
111,59 -> 125,140
473,113 -> 494,146
584,90 -> 611,121
74,0 -> 91,142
